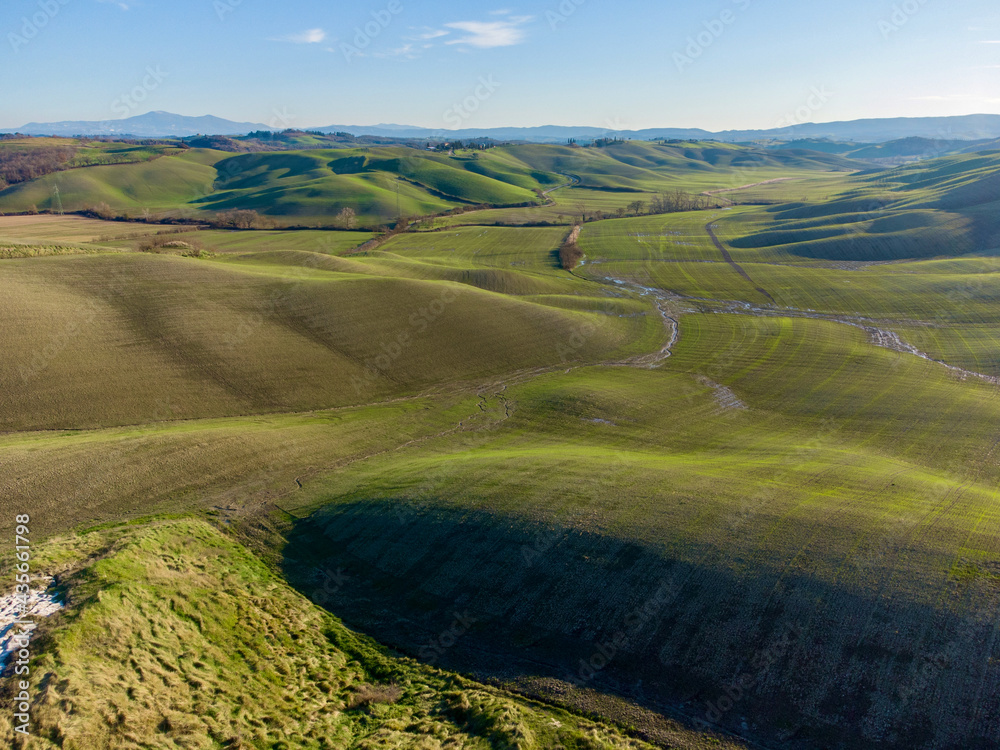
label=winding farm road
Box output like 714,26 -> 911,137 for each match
543,173 -> 581,196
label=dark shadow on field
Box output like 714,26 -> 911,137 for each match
282,500 -> 1000,750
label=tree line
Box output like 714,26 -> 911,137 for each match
565,190 -> 716,223
0,146 -> 75,189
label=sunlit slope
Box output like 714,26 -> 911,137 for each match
0,147 -> 548,224
285,314 -> 1000,749
0,394 -> 497,537
182,227 -> 375,254
0,149 -> 222,213
204,225 -> 582,295
201,151 -> 452,220
198,149 -> 545,221
722,151 -> 1000,261
0,253 -> 658,431
577,210 -> 1000,326
500,141 -> 859,191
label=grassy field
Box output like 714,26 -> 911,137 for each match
2,143 -> 1000,749
0,249 -> 662,431
273,312 -> 1000,748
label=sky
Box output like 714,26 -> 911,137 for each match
1,0 -> 999,131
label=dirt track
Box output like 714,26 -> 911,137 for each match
704,222 -> 777,304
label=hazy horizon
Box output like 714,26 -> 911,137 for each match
2,0 -> 998,132
7,109 -> 1000,134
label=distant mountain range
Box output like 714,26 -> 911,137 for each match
6,111 -> 1000,144
312,115 -> 1000,144
9,112 -> 271,138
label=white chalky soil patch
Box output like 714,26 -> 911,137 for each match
0,577 -> 63,668
696,375 -> 748,413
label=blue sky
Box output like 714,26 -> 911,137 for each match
1,0 -> 998,131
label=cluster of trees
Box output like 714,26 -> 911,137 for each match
567,190 -> 714,223
186,135 -> 250,152
648,190 -> 711,213
88,137 -> 178,147
590,137 -> 627,148
0,146 -> 75,189
558,230 -> 584,270
428,140 -> 500,152
83,202 -> 116,220
210,209 -> 273,229
244,129 -> 333,140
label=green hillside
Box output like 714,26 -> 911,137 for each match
0,142 -> 553,226
704,151 -> 1000,261
0,249 -> 656,431
2,142 -> 1000,750
0,139 -> 866,228
0,149 -> 221,213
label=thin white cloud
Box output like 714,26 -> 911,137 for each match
406,27 -> 450,41
273,28 -> 327,44
96,0 -> 133,9
374,44 -> 419,60
444,16 -> 532,48
979,40 -> 1000,43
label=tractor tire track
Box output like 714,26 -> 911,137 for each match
705,222 -> 776,305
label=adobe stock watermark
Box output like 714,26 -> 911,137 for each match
266,106 -> 295,131
310,566 -> 349,607
350,286 -> 460,395
111,66 -> 169,118
547,0 -> 587,30
773,86 -> 834,130
214,0 -> 242,22
566,577 -> 681,687
418,611 -> 478,665
443,76 -> 501,129
522,524 -> 569,566
697,622 -> 801,728
878,0 -> 931,39
556,319 -> 598,363
340,1 -> 404,63
7,0 -> 71,54
20,301 -> 100,383
674,0 -> 752,72
221,251 -> 332,351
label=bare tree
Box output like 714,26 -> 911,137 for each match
627,200 -> 646,216
336,206 -> 357,229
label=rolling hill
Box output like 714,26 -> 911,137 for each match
2,141 -> 1000,750
0,138 -> 868,226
